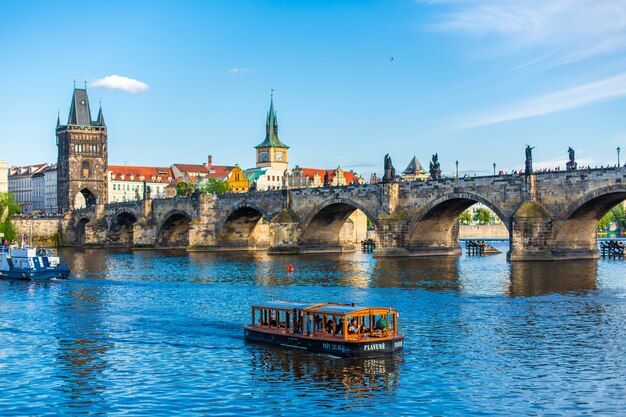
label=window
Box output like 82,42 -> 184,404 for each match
82,161 -> 90,178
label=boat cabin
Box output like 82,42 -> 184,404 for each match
249,301 -> 400,341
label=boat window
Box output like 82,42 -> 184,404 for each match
278,310 -> 287,328
388,314 -> 395,332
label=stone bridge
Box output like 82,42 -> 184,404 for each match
69,167 -> 626,261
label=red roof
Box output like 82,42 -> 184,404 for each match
299,168 -> 359,184
109,165 -> 173,183
172,163 -> 234,181
9,163 -> 48,177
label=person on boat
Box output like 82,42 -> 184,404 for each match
348,318 -> 358,334
335,318 -> 344,335
10,239 -> 17,248
359,323 -> 369,334
269,311 -> 277,327
325,318 -> 334,334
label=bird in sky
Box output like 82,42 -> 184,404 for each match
390,56 -> 394,62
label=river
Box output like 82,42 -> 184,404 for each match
1,241 -> 626,416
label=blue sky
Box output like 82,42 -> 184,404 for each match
1,0 -> 625,176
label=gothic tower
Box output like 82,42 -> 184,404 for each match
56,84 -> 108,212
255,93 -> 289,172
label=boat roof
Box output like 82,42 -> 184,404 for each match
252,301 -> 395,315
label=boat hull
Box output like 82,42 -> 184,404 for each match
0,266 -> 70,280
244,327 -> 404,357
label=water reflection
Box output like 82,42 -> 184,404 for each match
247,343 -> 401,400
508,261 -> 598,297
373,256 -> 461,290
54,284 -> 112,413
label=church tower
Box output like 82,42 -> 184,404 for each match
56,83 -> 108,212
255,93 -> 289,172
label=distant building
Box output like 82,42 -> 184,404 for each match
285,165 -> 362,189
56,85 -> 108,211
401,156 -> 428,181
107,166 -> 174,202
43,165 -> 58,213
226,165 -> 249,193
172,155 -> 234,186
0,161 -> 8,194
246,95 -> 289,191
8,163 -> 49,213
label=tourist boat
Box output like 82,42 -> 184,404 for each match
0,246 -> 70,280
244,301 -> 404,357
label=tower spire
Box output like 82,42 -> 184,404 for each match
56,111 -> 60,128
255,91 -> 288,149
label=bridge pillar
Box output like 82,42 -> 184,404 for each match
83,204 -> 108,247
268,209 -> 301,254
132,218 -> 158,248
508,201 -> 600,261
372,215 -> 411,257
188,194 -> 220,250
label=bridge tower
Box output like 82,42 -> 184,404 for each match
56,84 -> 108,212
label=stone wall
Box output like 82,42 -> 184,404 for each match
459,224 -> 509,239
13,218 -> 68,247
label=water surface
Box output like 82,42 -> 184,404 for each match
1,241 -> 626,416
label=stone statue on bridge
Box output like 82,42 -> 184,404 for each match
566,147 -> 577,171
429,153 -> 441,179
382,154 -> 397,183
525,145 -> 535,174
323,171 -> 330,187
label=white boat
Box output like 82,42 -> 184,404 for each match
0,246 -> 70,280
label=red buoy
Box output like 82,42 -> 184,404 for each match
287,264 -> 294,272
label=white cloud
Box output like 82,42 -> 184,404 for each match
423,0 -> 626,68
228,68 -> 252,75
90,75 -> 149,93
460,72 -> 626,128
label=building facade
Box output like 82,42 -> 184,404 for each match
0,161 -> 7,194
226,165 -> 249,193
8,164 -> 48,213
44,166 -> 58,213
285,166 -> 362,189
107,166 -> 174,203
56,86 -> 108,212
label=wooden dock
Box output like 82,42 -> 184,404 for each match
361,239 -> 376,252
600,240 -> 625,259
465,240 -> 501,256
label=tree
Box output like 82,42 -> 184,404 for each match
199,178 -> 232,195
0,193 -> 21,242
175,181 -> 196,197
598,202 -> 626,231
473,207 -> 494,225
459,210 -> 473,224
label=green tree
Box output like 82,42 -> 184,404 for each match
175,181 -> 196,197
459,210 -> 473,224
598,202 -> 626,231
473,207 -> 494,225
0,193 -> 22,242
199,178 -> 232,195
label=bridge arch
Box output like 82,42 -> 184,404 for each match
406,192 -> 508,253
299,198 -> 377,251
108,210 -> 139,247
74,187 -> 97,209
216,203 -> 271,250
157,209 -> 193,247
552,184 -> 626,252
